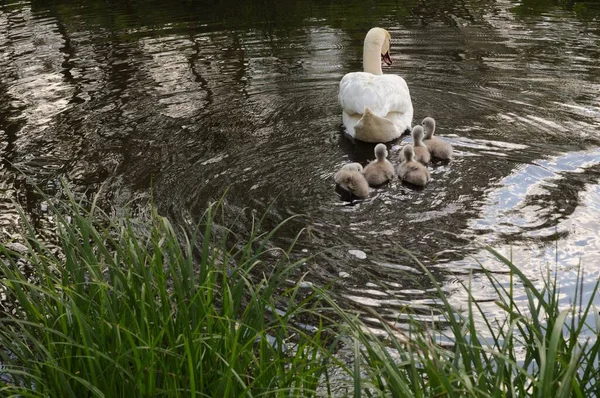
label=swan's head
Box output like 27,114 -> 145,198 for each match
365,27 -> 392,65
374,143 -> 388,160
402,145 -> 415,161
422,117 -> 436,139
363,28 -> 392,74
341,162 -> 364,173
411,125 -> 424,145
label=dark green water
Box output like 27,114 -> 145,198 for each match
1,0 -> 599,326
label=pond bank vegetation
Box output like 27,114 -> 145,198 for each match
0,194 -> 598,397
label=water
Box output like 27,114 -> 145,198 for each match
1,0 -> 599,330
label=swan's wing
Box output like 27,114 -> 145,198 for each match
376,75 -> 412,116
339,72 -> 412,117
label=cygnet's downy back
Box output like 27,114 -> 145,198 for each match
363,143 -> 395,186
422,117 -> 453,160
397,145 -> 430,187
334,163 -> 369,198
400,125 -> 430,164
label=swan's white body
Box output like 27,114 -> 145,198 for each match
339,28 -> 413,142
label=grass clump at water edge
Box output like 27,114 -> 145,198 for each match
327,249 -> 600,397
0,192 -> 598,397
0,195 -> 336,397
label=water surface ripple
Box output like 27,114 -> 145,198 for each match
1,0 -> 599,330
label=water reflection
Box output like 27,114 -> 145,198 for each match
468,148 -> 600,256
140,36 -> 208,118
0,4 -> 74,242
0,0 -> 599,330
2,7 -> 72,128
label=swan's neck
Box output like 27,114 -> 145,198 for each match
363,41 -> 382,75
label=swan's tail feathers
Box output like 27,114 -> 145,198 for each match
354,111 -> 401,143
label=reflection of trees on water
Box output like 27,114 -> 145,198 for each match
0,0 -> 599,321
0,4 -> 77,238
22,0 -> 600,41
512,0 -> 600,19
1,7 -> 72,129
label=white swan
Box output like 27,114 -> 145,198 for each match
339,27 -> 413,143
363,144 -> 395,186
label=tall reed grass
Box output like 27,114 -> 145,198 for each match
0,193 -> 598,397
327,249 -> 600,397
0,195 -> 336,397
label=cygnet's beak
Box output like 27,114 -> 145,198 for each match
381,52 -> 392,66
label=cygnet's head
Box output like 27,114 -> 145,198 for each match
422,117 -> 436,139
374,143 -> 388,160
411,125 -> 424,145
402,145 -> 415,161
341,162 -> 363,173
